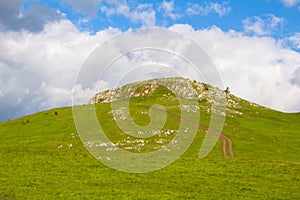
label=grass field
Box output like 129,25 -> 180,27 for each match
0,79 -> 299,199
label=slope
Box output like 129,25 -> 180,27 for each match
0,78 -> 299,199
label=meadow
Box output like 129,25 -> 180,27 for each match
1,81 -> 299,199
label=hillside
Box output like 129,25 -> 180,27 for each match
1,78 -> 299,199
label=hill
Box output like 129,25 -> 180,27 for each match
1,78 -> 299,199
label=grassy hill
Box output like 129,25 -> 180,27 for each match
1,78 -> 299,199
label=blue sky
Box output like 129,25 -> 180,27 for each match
21,0 -> 300,43
0,0 -> 300,121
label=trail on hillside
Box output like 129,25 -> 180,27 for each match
139,105 -> 234,158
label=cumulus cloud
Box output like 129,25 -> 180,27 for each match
243,14 -> 284,36
170,24 -> 300,112
187,2 -> 231,17
281,0 -> 299,7
291,67 -> 300,86
0,0 -> 63,32
158,1 -> 180,20
0,20 -> 119,121
101,2 -> 156,27
1,19 -> 300,121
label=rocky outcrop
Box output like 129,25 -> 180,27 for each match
90,77 -> 215,102
88,77 -> 244,114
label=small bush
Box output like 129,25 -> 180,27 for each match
203,83 -> 209,91
225,87 -> 230,94
21,119 -> 29,125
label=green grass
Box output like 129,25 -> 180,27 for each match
0,84 -> 299,199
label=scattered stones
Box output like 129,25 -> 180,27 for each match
88,78 -> 264,119
70,133 -> 76,138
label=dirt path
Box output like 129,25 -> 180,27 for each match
139,105 -> 234,158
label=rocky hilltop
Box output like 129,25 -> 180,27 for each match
88,78 -> 254,114
89,77 -> 261,116
90,77 -> 218,102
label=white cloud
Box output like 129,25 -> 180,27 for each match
73,83 -> 108,105
0,20 -> 119,121
281,0 -> 299,7
158,1 -> 180,20
130,4 -> 156,26
291,67 -> 300,86
289,33 -> 300,49
187,2 -> 231,17
1,20 -> 300,121
243,14 -> 284,36
101,3 -> 156,27
170,24 -> 300,112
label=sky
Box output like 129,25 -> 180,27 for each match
0,0 -> 300,121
